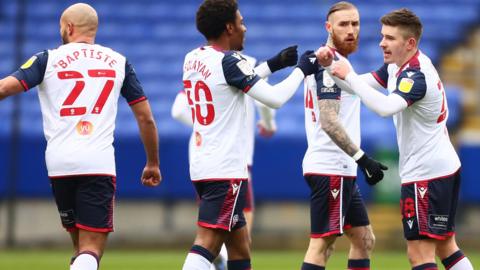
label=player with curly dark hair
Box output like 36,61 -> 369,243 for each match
181,0 -> 320,269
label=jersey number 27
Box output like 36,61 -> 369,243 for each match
58,69 -> 115,117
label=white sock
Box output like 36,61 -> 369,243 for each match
449,257 -> 474,270
209,260 -> 216,270
210,244 -> 228,270
219,244 -> 228,261
183,252 -> 212,270
70,253 -> 98,270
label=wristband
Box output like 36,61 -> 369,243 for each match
353,149 -> 364,161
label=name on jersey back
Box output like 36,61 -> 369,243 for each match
184,60 -> 211,81
54,48 -> 118,69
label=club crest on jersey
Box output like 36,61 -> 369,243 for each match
76,121 -> 93,136
322,70 -> 335,88
398,78 -> 414,93
21,56 -> 37,69
236,59 -> 254,76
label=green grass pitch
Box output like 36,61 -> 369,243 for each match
0,249 -> 478,269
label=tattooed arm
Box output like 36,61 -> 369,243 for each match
319,98 -> 388,185
318,99 -> 359,157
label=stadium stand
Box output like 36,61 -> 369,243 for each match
1,0 -> 479,201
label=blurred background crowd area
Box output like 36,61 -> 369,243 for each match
0,0 -> 479,250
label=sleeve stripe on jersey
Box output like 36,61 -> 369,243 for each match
128,96 -> 147,105
243,85 -> 252,93
371,72 -> 387,88
20,79 -> 29,91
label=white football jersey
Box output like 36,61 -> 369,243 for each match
174,53 -> 256,166
183,46 -> 261,181
242,55 -> 258,167
12,43 -> 146,177
371,50 -> 460,183
245,95 -> 255,166
303,52 -> 360,177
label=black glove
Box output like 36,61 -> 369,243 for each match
296,50 -> 319,76
356,153 -> 388,185
266,45 -> 298,72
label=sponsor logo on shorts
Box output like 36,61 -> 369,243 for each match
232,214 -> 239,227
232,183 -> 239,195
407,219 -> 414,230
59,209 -> 75,225
418,187 -> 427,199
331,188 -> 339,200
429,214 -> 448,229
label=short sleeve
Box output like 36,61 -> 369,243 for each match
315,68 -> 341,100
11,50 -> 49,90
222,51 -> 261,93
121,60 -> 147,105
393,68 -> 427,106
371,64 -> 388,88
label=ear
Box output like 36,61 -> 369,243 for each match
325,21 -> 332,34
406,37 -> 417,51
67,22 -> 74,36
225,22 -> 234,35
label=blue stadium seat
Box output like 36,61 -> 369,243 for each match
444,84 -> 464,131
360,105 -> 397,150
7,0 -> 477,137
2,0 -> 480,199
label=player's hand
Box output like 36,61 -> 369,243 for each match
331,60 -> 351,80
315,46 -> 334,67
356,153 -> 388,185
141,164 -> 162,187
257,119 -> 277,138
267,45 -> 298,72
297,50 -> 319,76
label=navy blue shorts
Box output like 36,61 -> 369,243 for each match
50,175 -> 116,233
193,179 -> 248,231
305,174 -> 370,238
401,171 -> 460,240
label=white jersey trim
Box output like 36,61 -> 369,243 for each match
400,168 -> 460,186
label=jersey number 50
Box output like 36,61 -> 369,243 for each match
57,69 -> 115,117
183,80 -> 215,126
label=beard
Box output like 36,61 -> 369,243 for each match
61,28 -> 68,44
331,30 -> 359,56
